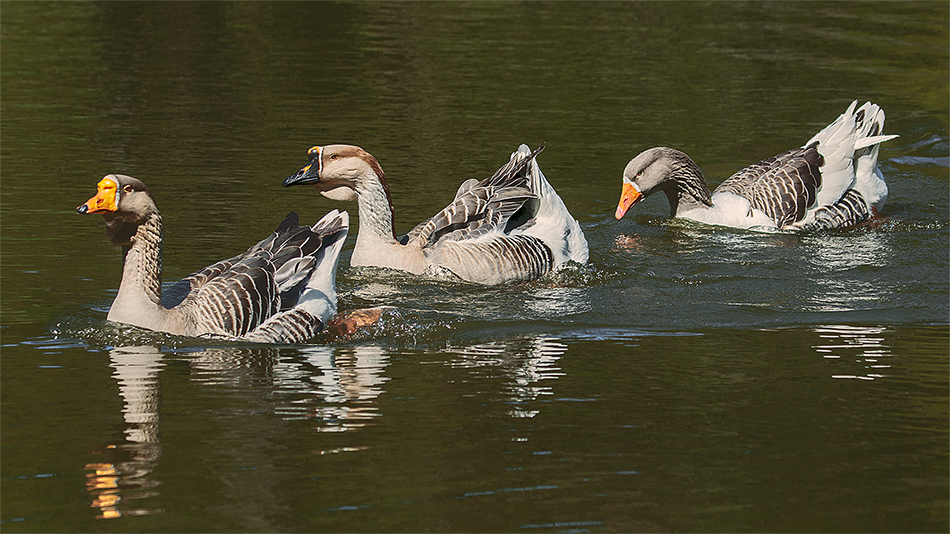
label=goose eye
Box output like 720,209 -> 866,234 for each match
328,154 -> 340,161
123,184 -> 134,193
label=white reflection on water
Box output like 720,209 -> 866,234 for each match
526,286 -> 592,318
84,346 -> 165,519
812,325 -> 893,380
802,232 -> 892,312
187,345 -> 391,433
447,336 -> 569,418
274,345 -> 390,431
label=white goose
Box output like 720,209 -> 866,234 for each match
78,174 -> 348,343
283,144 -> 588,285
615,101 -> 898,231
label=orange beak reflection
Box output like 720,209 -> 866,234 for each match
615,181 -> 642,220
78,178 -> 118,214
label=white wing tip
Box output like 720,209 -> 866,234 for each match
855,134 -> 899,150
311,209 -> 349,231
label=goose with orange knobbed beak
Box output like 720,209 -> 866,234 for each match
615,101 -> 898,230
283,143 -> 588,285
78,174 -> 348,342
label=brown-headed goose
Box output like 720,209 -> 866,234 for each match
283,144 -> 588,285
78,174 -> 348,342
615,101 -> 899,231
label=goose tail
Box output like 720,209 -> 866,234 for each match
514,144 -> 589,266
805,101 -> 897,212
244,210 -> 348,343
300,209 -> 349,317
851,103 -> 897,211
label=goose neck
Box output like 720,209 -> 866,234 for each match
110,212 -> 165,323
356,176 -> 399,244
667,157 -> 713,216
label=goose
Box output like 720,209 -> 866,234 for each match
77,174 -> 348,343
282,144 -> 588,285
614,101 -> 899,231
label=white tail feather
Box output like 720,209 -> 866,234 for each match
513,144 -> 589,265
804,101 -> 897,212
296,210 -> 349,325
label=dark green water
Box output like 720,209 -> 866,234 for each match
2,2 -> 948,532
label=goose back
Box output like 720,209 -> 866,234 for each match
713,145 -> 824,228
178,210 -> 349,341
408,144 -> 587,283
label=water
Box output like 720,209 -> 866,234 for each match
2,2 -> 948,532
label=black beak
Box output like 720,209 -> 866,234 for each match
283,158 -> 321,187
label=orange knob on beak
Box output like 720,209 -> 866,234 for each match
77,177 -> 118,214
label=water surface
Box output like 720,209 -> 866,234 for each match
2,2 -> 948,532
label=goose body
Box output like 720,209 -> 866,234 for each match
284,144 -> 588,285
78,174 -> 348,343
615,101 -> 898,231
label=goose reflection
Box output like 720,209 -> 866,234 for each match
189,344 -> 390,432
275,345 -> 390,431
447,336 -> 569,418
84,345 -> 164,519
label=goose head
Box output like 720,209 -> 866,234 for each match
283,144 -> 386,202
77,174 -> 158,244
615,148 -> 677,220
615,147 -> 707,219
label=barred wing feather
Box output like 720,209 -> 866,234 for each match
180,210 -> 348,342
715,146 -> 823,228
405,146 -> 543,249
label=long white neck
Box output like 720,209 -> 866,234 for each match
107,212 -> 168,329
355,174 -> 397,243
350,172 -> 426,274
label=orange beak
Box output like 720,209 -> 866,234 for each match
77,177 -> 118,214
615,181 -> 642,220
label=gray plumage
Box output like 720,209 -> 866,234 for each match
78,174 -> 348,342
406,145 -> 543,250
616,101 -> 898,231
715,144 -> 824,228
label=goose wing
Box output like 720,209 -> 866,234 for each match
161,247 -> 256,309
244,210 -> 349,343
398,144 -> 585,285
178,212 -> 300,294
175,212 -> 343,340
713,146 -> 823,228
161,230 -> 284,312
404,145 -> 545,249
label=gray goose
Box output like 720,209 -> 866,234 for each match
78,174 -> 348,342
283,144 -> 588,285
615,101 -> 898,230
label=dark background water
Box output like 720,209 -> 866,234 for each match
2,2 -> 948,532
